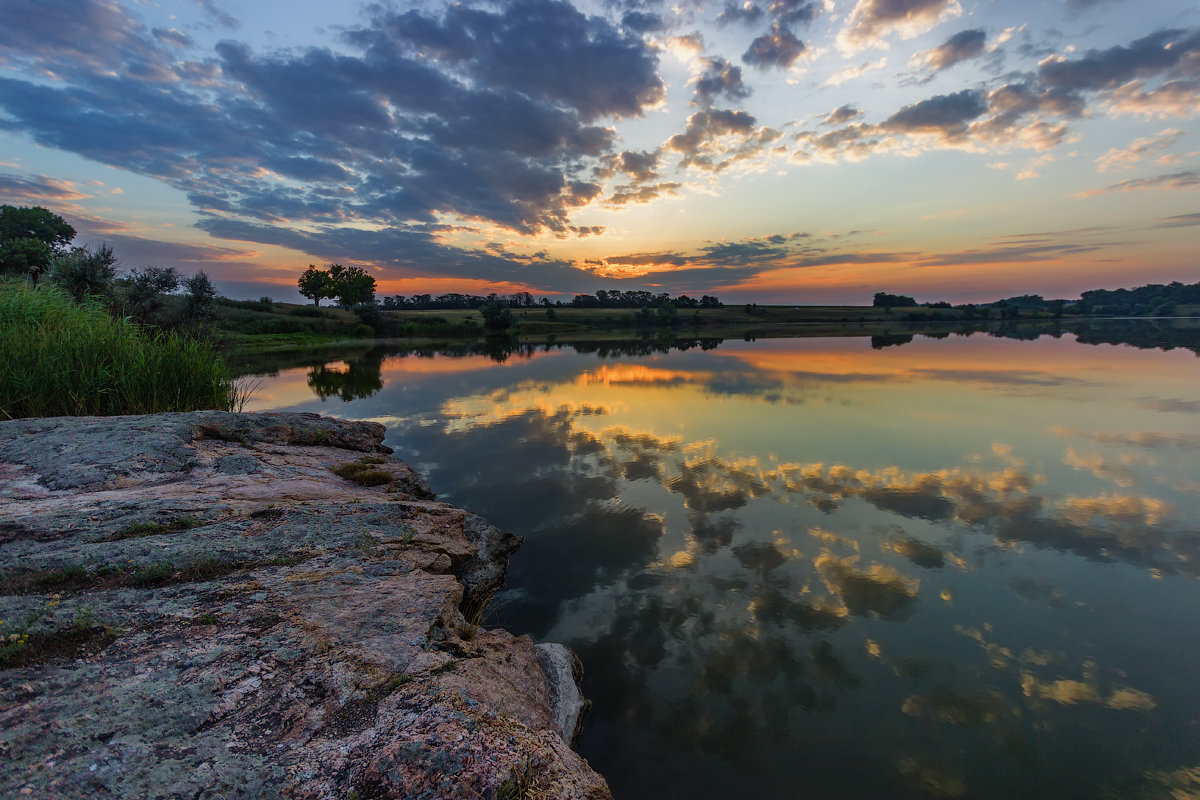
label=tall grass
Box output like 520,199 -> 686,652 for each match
1,279 -> 242,418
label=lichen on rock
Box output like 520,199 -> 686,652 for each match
0,411 -> 611,799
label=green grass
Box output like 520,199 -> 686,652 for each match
1,279 -> 243,419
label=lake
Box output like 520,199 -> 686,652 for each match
238,323 -> 1200,799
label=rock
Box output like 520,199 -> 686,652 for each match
0,412 -> 611,800
536,643 -> 592,748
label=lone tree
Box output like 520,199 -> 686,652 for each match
0,205 -> 76,284
873,292 -> 917,308
298,264 -> 336,307
298,263 -> 375,308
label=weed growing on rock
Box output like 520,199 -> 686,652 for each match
497,757 -> 545,800
34,564 -> 87,589
108,516 -> 203,541
0,600 -> 115,669
332,459 -> 391,487
193,612 -> 219,625
431,659 -> 459,676
130,561 -> 174,587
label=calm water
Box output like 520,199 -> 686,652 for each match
241,325 -> 1200,799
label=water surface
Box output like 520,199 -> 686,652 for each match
242,326 -> 1200,799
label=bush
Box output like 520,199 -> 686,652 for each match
0,280 -> 241,418
480,297 -> 514,331
49,243 -> 118,302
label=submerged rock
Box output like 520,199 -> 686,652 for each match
0,411 -> 610,800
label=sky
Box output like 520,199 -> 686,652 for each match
0,0 -> 1197,304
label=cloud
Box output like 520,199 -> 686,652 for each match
1153,213 -> 1200,228
605,182 -> 682,206
0,0 -> 181,82
612,149 -> 661,182
823,105 -> 864,125
717,2 -> 765,26
1105,79 -> 1200,118
743,24 -> 807,69
692,57 -> 751,106
767,0 -> 822,27
621,10 -> 665,33
1075,169 -> 1200,197
1037,29 -> 1200,93
350,0 -> 665,123
883,89 -> 987,137
665,109 -> 782,171
911,28 -> 987,73
837,0 -> 963,55
0,172 -> 91,204
826,57 -> 888,86
197,0 -> 239,30
1094,128 -> 1185,173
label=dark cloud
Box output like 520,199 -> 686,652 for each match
0,0 -> 178,82
767,0 -> 821,27
1137,398 -> 1200,414
1076,169 -> 1200,197
614,150 -> 661,182
743,24 -> 806,69
717,2 -> 765,26
918,28 -> 987,73
883,89 -> 988,136
693,57 -> 751,106
1154,213 -> 1200,228
197,0 -> 239,30
152,28 -> 194,49
696,240 -> 789,265
823,105 -> 864,125
1037,28 -> 1200,92
349,0 -> 665,122
621,10 -> 665,33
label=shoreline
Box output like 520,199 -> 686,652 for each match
0,411 -> 610,799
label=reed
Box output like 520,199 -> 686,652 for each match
1,279 -> 243,418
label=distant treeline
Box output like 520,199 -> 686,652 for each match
875,281 -> 1200,319
381,289 -> 723,310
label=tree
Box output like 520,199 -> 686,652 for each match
330,264 -> 376,308
126,265 -> 180,321
184,271 -> 219,319
0,205 -> 76,284
873,292 -> 917,308
479,296 -> 515,331
298,263 -> 375,308
298,265 -> 335,307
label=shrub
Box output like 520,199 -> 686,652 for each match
49,243 -> 118,302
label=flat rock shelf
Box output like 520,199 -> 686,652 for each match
0,411 -> 610,800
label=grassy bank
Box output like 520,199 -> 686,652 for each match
1,280 -> 241,418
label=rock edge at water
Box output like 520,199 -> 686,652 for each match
0,411 -> 611,800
